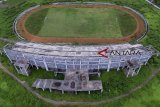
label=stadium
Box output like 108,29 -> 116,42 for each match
0,0 -> 160,107
4,2 -> 152,92
14,2 -> 148,43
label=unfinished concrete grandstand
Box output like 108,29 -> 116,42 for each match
3,42 -> 158,93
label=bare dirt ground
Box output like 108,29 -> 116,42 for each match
16,4 -> 146,44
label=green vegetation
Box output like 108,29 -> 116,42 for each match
1,55 -> 160,107
25,8 -> 136,38
6,0 -> 26,6
25,8 -> 49,35
118,13 -> 137,36
154,0 -> 160,5
0,67 -> 160,107
0,70 -> 52,107
0,55 -> 153,101
0,1 -> 36,39
0,0 -> 160,107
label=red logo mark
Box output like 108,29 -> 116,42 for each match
98,48 -> 108,58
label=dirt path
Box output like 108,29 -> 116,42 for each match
0,62 -> 159,106
16,3 -> 146,44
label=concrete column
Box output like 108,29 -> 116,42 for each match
33,58 -> 39,69
88,91 -> 90,94
49,81 -> 53,92
65,60 -> 67,70
117,61 -> 121,71
43,59 -> 49,71
24,67 -> 28,76
43,79 -> 47,91
132,71 -> 135,77
127,71 -> 130,77
3,49 -> 12,63
62,90 -> 64,94
137,66 -> 141,74
101,89 -> 103,93
55,60 -> 57,69
55,72 -> 57,77
98,59 -> 100,71
87,61 -> 89,70
107,60 -> 111,72
75,91 -> 77,95
145,57 -> 150,65
14,65 -> 19,74
49,89 -> 52,92
98,72 -> 101,77
36,80 -> 41,89
80,60 -> 81,70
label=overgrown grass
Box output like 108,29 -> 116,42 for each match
1,64 -> 160,107
118,12 -> 137,36
0,54 -> 153,102
6,0 -> 26,7
154,0 -> 160,5
25,8 -> 49,35
26,7 -> 136,38
0,1 -> 37,40
65,72 -> 160,107
0,69 -> 53,107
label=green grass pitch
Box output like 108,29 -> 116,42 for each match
25,7 -> 137,38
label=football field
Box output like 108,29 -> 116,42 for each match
25,7 -> 137,38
